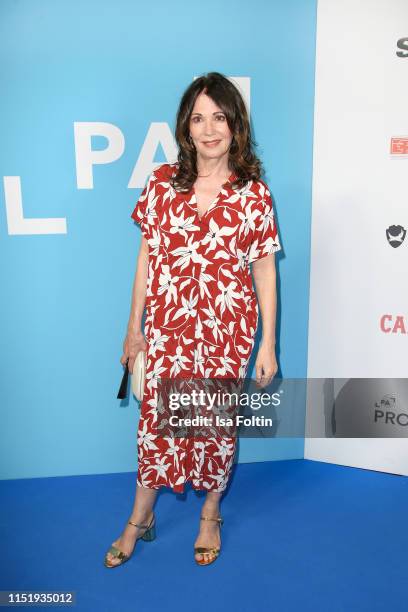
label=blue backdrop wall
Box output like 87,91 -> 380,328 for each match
0,0 -> 317,479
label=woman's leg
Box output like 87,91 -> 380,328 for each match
105,483 -> 158,566
194,491 -> 223,563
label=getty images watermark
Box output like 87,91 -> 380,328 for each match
151,377 -> 286,439
167,386 -> 281,428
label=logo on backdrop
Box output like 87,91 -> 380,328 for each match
374,394 -> 408,427
380,315 -> 407,335
396,37 -> 408,58
386,224 -> 406,248
374,394 -> 396,411
332,379 -> 408,437
390,137 -> 408,157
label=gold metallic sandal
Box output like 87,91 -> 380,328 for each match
104,513 -> 156,568
194,515 -> 224,566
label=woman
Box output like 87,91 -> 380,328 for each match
104,71 -> 281,568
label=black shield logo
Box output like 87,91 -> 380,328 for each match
386,225 -> 406,248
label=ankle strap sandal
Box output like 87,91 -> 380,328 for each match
104,513 -> 156,568
194,515 -> 224,566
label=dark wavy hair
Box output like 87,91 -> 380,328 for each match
171,72 -> 263,192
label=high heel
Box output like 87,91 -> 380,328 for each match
194,515 -> 224,566
140,519 -> 156,542
104,513 -> 156,568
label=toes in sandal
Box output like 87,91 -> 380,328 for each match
194,515 -> 224,566
104,513 -> 156,568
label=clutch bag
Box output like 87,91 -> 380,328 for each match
116,350 -> 146,402
131,350 -> 147,401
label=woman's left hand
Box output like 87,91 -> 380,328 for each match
255,341 -> 278,387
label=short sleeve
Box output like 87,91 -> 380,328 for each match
248,188 -> 282,264
130,170 -> 158,240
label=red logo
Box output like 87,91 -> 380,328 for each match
390,137 -> 408,155
380,315 -> 407,334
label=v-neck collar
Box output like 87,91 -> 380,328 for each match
190,170 -> 237,222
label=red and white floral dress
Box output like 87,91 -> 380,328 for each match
130,162 -> 281,493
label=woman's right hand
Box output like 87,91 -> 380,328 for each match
120,328 -> 148,375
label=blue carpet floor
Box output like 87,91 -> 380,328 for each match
1,459 -> 407,612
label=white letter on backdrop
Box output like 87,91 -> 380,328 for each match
74,122 -> 125,189
128,122 -> 178,188
3,176 -> 67,235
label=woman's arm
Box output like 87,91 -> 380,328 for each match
251,253 -> 278,386
127,236 -> 149,333
120,236 -> 149,373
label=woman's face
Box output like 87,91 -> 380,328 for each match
189,91 -> 233,163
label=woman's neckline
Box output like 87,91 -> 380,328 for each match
192,169 -> 235,222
